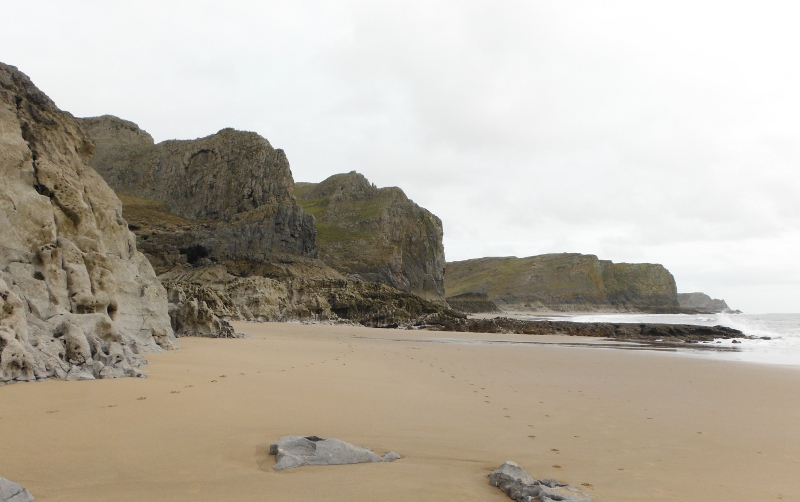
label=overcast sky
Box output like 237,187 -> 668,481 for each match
3,1 -> 799,313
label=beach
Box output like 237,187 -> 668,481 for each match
1,321 -> 799,501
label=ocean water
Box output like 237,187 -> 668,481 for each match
529,313 -> 800,366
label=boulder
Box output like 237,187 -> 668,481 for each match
268,436 -> 400,471
0,62 -> 175,385
488,462 -> 591,502
0,477 -> 34,502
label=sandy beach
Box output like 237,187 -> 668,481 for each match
2,322 -> 799,501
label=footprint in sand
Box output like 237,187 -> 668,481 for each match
107,405 -> 117,408
553,465 -> 562,469
210,380 -> 217,383
137,397 -> 146,401
551,449 -> 560,452
528,435 -> 535,439
46,410 -> 59,414
581,483 -> 593,488
171,391 -> 180,394
185,385 -> 194,388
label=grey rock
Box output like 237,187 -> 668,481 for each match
0,477 -> 34,502
491,460 -> 535,484
269,436 -> 399,471
0,62 -> 176,385
489,462 -> 591,502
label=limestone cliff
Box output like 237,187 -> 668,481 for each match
445,253 -> 680,313
295,172 -> 445,300
677,292 -> 737,314
78,116 -> 316,272
0,63 -> 175,384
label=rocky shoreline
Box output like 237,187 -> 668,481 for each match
412,315 -> 748,344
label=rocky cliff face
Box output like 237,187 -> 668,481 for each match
0,63 -> 175,384
78,116 -> 316,271
295,172 -> 445,300
677,292 -> 735,313
445,253 -> 680,313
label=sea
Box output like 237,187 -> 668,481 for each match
522,313 -> 800,367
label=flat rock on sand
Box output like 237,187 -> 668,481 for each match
0,477 -> 33,502
489,461 -> 591,502
268,436 -> 400,471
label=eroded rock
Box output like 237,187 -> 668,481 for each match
0,62 -> 175,385
268,436 -> 400,471
167,286 -> 236,338
0,476 -> 34,502
489,461 -> 591,502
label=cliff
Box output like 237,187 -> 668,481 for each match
78,116 -> 317,272
0,63 -> 175,384
677,292 -> 737,314
445,253 -> 680,313
295,172 -> 445,300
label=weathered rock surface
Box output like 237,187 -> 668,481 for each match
446,292 -> 501,313
78,115 -> 316,271
489,461 -> 591,502
295,172 -> 445,300
0,477 -> 34,502
167,285 -> 236,338
678,292 -> 739,314
158,264 -> 463,327
446,254 -> 680,313
415,316 -> 745,343
268,436 -> 399,471
0,63 -> 175,385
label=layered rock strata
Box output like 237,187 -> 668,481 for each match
295,172 -> 445,300
678,292 -> 738,314
158,264 -> 463,327
489,461 -> 591,502
446,253 -> 680,313
446,292 -> 501,314
78,116 -> 316,272
415,316 -> 745,343
0,63 -> 175,385
266,436 -> 400,471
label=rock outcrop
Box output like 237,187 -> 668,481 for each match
417,316 -> 745,343
445,253 -> 680,313
678,292 -> 738,314
0,477 -> 34,502
445,292 -> 501,314
489,461 -> 591,502
295,172 -> 445,300
267,436 -> 399,471
0,63 -> 175,385
158,264 -> 463,327
78,116 -> 316,272
167,285 -> 236,338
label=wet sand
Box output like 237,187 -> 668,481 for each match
1,322 -> 799,501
